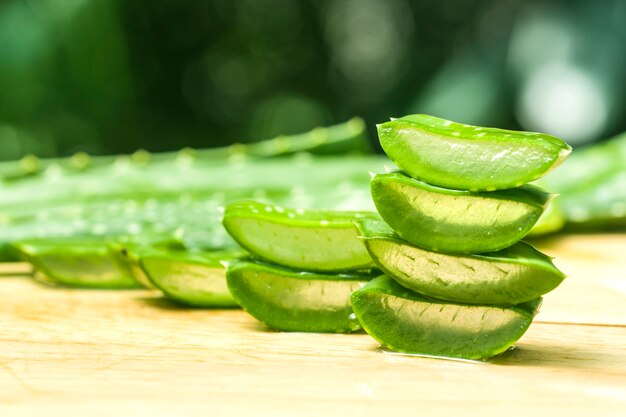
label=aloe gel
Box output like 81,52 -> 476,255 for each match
223,201 -> 379,271
351,276 -> 541,360
13,239 -> 141,289
360,231 -> 564,305
141,249 -> 244,308
370,172 -> 552,254
226,260 -> 375,332
378,114 -> 571,191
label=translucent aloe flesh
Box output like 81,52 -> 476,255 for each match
109,238 -> 187,289
378,114 -> 571,191
360,230 -> 565,305
371,172 -> 552,254
351,276 -> 541,360
226,260 -> 374,333
141,250 -> 244,308
13,239 -> 141,289
526,195 -> 566,236
108,242 -> 156,289
223,201 -> 379,271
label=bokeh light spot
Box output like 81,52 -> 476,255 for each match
517,63 -> 608,145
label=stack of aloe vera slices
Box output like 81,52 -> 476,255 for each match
351,114 -> 571,360
222,200 -> 380,332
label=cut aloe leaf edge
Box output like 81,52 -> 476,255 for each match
140,249 -> 244,308
378,114 -> 571,191
360,230 -> 565,305
223,200 -> 379,271
226,259 -> 375,333
351,275 -> 541,360
371,172 -> 553,254
13,238 -> 141,289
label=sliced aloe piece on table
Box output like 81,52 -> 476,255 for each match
109,241 -> 156,289
223,200 -> 379,271
13,238 -> 141,289
371,172 -> 553,254
141,249 -> 244,308
109,237 -> 186,289
378,114 -> 571,191
226,260 -> 375,332
351,275 -> 541,360
359,226 -> 565,305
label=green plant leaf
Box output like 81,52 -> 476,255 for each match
140,249 -> 244,308
378,114 -> 571,191
351,275 -> 541,360
226,259 -> 375,333
223,200 -> 379,271
359,227 -> 565,305
371,172 -> 552,254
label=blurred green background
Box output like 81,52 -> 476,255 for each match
1,0 -> 625,160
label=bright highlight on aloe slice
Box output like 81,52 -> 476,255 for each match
371,172 -> 552,254
351,276 -> 541,360
378,114 -> 571,191
223,200 -> 379,271
141,249 -> 243,308
359,224 -> 565,305
226,260 -> 374,332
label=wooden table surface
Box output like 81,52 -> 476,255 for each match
1,234 -> 625,416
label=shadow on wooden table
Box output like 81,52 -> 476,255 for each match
133,295 -> 268,331
492,338 -> 620,370
134,295 -> 239,311
135,295 -> 191,310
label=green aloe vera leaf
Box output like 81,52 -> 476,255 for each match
0,118 -> 370,181
109,242 -> 156,289
140,249 -> 245,308
0,120 -> 378,289
13,238 -> 141,289
378,114 -> 571,191
527,195 -> 566,236
240,117 -> 372,156
558,172 -> 626,230
370,172 -> 553,254
226,260 -> 375,333
544,131 -> 626,228
358,227 -> 564,305
223,200 -> 380,271
351,275 -> 541,360
0,154 -> 385,260
108,237 -> 187,289
543,130 -> 626,196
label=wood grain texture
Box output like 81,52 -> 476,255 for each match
1,234 -> 625,417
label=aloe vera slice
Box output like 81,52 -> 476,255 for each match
13,239 -> 140,289
359,228 -> 565,305
109,241 -> 156,289
378,114 -> 571,191
527,195 -> 565,236
351,275 -> 541,360
140,249 -> 244,308
371,172 -> 552,254
109,238 -> 187,289
226,260 -> 374,332
223,201 -> 379,271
